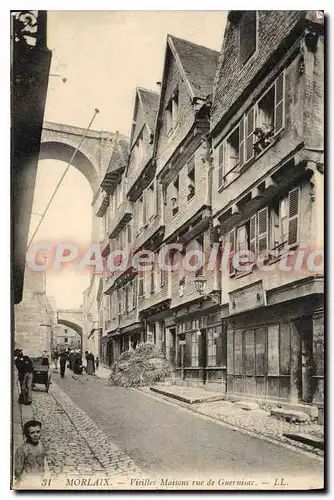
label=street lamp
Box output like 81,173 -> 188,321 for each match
194,276 -> 220,305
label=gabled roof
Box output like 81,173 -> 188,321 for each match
168,35 -> 220,101
100,133 -> 129,194
137,88 -> 160,134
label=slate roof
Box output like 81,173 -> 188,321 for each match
168,35 -> 220,100
211,11 -> 310,132
137,88 -> 160,134
105,135 -> 129,177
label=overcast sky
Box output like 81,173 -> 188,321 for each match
29,11 -> 227,309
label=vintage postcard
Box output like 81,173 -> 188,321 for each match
11,9 -> 324,491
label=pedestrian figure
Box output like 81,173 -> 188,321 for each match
52,348 -> 59,370
41,351 -> 49,367
73,350 -> 83,375
86,351 -> 95,375
14,420 -> 47,483
68,350 -> 75,371
96,357 -> 99,370
59,350 -> 68,378
14,349 -> 33,405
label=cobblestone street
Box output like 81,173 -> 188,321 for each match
52,373 -> 323,484
31,378 -> 140,484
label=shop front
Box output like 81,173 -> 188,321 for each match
174,307 -> 226,390
225,278 -> 324,407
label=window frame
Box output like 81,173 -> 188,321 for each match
217,70 -> 285,191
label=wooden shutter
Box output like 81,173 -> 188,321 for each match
249,214 -> 257,255
288,187 -> 299,246
239,115 -> 245,168
218,142 -> 225,188
274,71 -> 285,135
245,107 -> 255,162
257,207 -> 268,253
154,181 -> 158,216
228,228 -> 236,276
143,191 -> 147,225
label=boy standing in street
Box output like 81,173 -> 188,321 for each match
14,420 -> 47,483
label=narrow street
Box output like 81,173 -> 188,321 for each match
32,372 -> 324,486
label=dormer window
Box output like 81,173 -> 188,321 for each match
166,88 -> 179,133
240,11 -> 257,66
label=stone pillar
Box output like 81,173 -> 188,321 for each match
312,309 -> 324,405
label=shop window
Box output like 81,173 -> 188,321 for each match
207,328 -> 217,367
191,332 -> 199,367
240,11 -> 257,66
187,156 -> 195,201
171,176 -> 179,216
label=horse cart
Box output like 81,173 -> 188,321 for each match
31,357 -> 51,392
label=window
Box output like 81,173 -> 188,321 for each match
229,206 -> 268,276
166,88 -> 179,133
207,328 -> 217,367
116,180 -> 123,208
64,328 -> 68,334
110,293 -> 117,319
146,181 -> 156,220
191,332 -> 199,367
218,71 -> 285,190
64,337 -> 68,344
149,259 -> 155,294
138,273 -> 144,298
240,11 -> 257,66
135,131 -> 144,166
187,157 -> 195,201
137,195 -> 145,232
272,187 -> 300,253
117,289 -> 122,317
171,176 -> 179,216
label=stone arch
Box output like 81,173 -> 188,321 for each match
39,141 -> 98,193
40,121 -> 117,194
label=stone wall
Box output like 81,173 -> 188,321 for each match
14,270 -> 54,356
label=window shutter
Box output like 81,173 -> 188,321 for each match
228,229 -> 236,276
154,181 -> 158,216
218,142 -> 225,188
246,107 -> 255,162
288,187 -> 299,246
237,225 -> 247,252
239,116 -> 245,168
257,207 -> 268,253
250,214 -> 257,255
274,72 -> 285,135
143,191 -> 147,225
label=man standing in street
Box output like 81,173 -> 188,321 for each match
14,349 -> 34,405
59,350 -> 68,378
